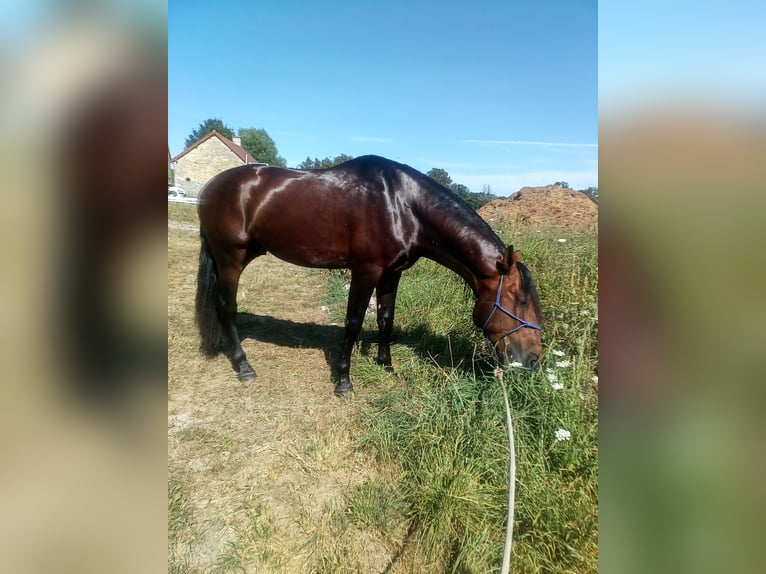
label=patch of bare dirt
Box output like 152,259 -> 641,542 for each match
478,185 -> 598,230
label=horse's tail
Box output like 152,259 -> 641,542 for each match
195,231 -> 223,357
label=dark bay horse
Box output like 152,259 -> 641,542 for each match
195,155 -> 543,395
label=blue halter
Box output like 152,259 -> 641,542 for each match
482,273 -> 542,363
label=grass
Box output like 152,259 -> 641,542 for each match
169,202 -> 390,573
168,199 -> 597,572
342,223 -> 598,573
168,201 -> 199,225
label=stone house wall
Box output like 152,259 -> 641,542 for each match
174,137 -> 245,191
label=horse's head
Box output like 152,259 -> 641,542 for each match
475,246 -> 543,368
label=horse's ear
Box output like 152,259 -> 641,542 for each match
498,245 -> 516,274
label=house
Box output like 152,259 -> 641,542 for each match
171,130 -> 266,195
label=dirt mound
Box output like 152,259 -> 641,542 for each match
478,185 -> 598,230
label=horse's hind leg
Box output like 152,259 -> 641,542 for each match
374,271 -> 402,371
217,252 -> 256,382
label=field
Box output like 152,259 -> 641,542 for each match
168,201 -> 598,573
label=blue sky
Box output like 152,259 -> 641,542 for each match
599,0 -> 766,113
169,0 -> 597,195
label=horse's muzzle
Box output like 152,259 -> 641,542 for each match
503,349 -> 540,370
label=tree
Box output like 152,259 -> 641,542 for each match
297,154 -> 354,169
184,118 -> 234,149
554,181 -> 571,189
297,157 -> 316,169
332,154 -> 354,166
427,167 -> 495,210
239,127 -> 286,167
449,183 -> 472,204
580,186 -> 598,204
450,183 -> 495,210
426,168 -> 453,188
466,188 -> 496,210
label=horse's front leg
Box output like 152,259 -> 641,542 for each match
374,271 -> 402,371
335,272 -> 377,396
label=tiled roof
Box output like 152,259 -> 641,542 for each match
171,130 -> 259,164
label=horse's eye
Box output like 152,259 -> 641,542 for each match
517,297 -> 528,308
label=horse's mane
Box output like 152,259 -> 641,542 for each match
517,261 -> 543,323
388,158 -> 506,250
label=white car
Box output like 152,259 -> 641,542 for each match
168,186 -> 187,197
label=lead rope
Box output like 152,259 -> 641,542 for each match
482,273 -> 540,573
494,366 -> 515,574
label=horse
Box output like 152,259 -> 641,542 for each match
195,155 -> 543,396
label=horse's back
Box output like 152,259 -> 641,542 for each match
199,158 -> 419,269
200,156 -> 403,206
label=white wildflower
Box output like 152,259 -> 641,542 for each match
509,361 -> 523,368
545,370 -> 558,383
592,375 -> 598,384
557,238 -> 567,243
581,309 -> 591,316
320,305 -> 329,312
555,360 -> 572,368
554,428 -> 571,442
551,349 -> 565,357
551,382 -> 564,390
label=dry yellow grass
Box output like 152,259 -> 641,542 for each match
168,206 -> 400,573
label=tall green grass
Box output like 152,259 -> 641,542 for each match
343,225 -> 598,573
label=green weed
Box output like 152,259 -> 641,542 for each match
349,225 -> 598,573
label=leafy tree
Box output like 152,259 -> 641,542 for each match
238,127 -> 286,167
580,186 -> 599,204
465,189 -> 496,210
449,183 -> 472,205
554,181 -> 571,189
332,154 -> 354,166
297,157 -> 315,169
184,118 -> 234,149
297,154 -> 354,169
427,167 -> 495,210
426,168 -> 453,188
450,183 -> 495,210
450,183 -> 470,196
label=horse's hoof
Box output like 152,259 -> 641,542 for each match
375,358 -> 394,372
334,382 -> 354,397
237,363 -> 256,383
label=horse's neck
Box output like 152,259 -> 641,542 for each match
416,203 -> 502,294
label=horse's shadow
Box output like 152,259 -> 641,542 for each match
236,312 -> 487,387
237,313 -> 344,385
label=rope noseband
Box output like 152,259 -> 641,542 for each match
482,274 -> 542,363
